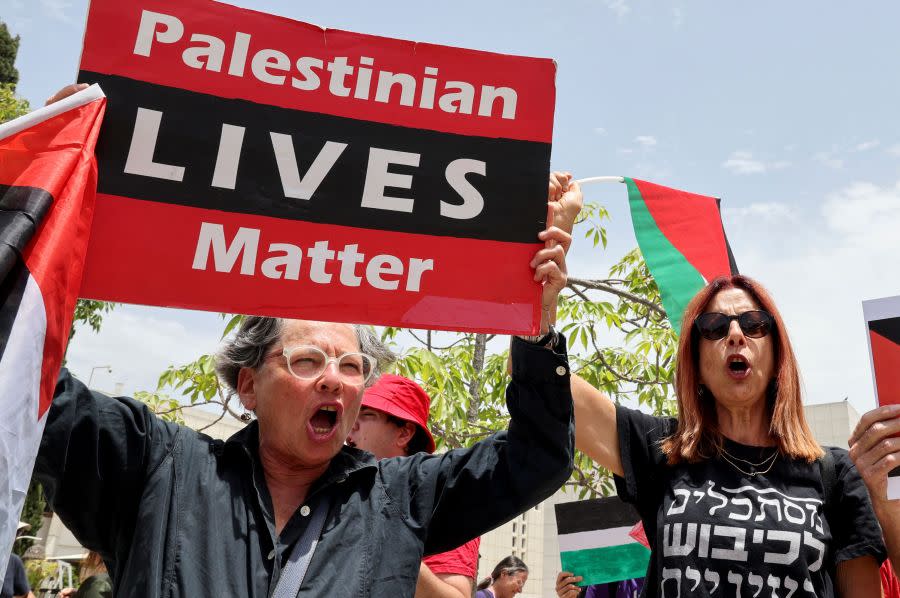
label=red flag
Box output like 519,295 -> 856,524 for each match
0,85 -> 106,572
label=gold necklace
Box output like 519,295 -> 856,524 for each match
719,451 -> 778,477
720,447 -> 778,468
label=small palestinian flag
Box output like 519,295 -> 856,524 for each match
0,84 -> 105,575
862,295 -> 900,499
554,496 -> 650,586
625,177 -> 738,334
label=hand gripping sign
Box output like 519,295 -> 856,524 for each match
77,0 -> 556,334
862,295 -> 900,499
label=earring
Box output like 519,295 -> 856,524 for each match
240,407 -> 252,423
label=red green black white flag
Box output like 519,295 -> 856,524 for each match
554,496 -> 650,586
625,177 -> 738,334
0,85 -> 106,575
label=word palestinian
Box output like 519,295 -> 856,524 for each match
192,223 -> 435,292
135,11 -> 519,120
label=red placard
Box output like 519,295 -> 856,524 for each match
77,0 -> 555,333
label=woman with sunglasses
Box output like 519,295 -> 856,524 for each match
557,275 -> 886,598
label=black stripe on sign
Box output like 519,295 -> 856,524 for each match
869,317 -> 900,346
81,71 -> 551,244
554,497 -> 641,535
0,185 -> 53,284
0,259 -> 30,364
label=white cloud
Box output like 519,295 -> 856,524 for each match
616,147 -> 634,155
886,144 -> 900,157
634,135 -> 657,148
66,307 -> 226,398
852,140 -> 880,152
672,5 -> 685,28
722,202 -> 795,221
39,0 -> 74,23
605,0 -> 630,19
721,151 -> 789,175
813,151 -> 844,169
823,180 -> 900,251
727,178 -> 900,414
593,127 -> 607,136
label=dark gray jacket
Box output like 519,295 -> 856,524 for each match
35,337 -> 573,597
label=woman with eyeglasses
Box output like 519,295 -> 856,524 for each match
556,275 -> 886,598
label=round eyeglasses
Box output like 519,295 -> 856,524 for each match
271,345 -> 377,385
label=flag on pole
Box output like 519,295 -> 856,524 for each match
0,85 -> 106,574
862,294 -> 900,499
554,496 -> 651,587
625,177 -> 738,334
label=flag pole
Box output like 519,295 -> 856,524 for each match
574,176 -> 625,185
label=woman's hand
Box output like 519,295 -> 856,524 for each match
849,404 -> 900,502
45,83 -> 89,106
555,571 -> 583,598
530,225 -> 569,333
849,403 -> 900,573
548,171 -> 583,238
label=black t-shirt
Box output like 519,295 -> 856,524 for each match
613,405 -> 886,598
1,554 -> 29,598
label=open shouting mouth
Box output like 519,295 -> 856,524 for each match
726,354 -> 751,380
308,403 -> 342,440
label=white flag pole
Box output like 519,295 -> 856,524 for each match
574,176 -> 625,186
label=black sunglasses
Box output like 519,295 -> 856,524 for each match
694,310 -> 774,340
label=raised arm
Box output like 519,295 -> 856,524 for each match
33,370 -> 179,553
571,374 -> 623,477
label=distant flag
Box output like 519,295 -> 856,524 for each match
862,294 -> 900,499
625,177 -> 738,334
0,85 -> 106,575
554,496 -> 650,587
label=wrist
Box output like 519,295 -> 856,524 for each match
516,324 -> 559,349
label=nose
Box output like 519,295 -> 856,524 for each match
726,319 -> 745,347
317,360 -> 343,392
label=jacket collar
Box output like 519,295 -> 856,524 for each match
225,421 -> 378,487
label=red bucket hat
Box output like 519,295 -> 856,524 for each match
362,374 -> 436,453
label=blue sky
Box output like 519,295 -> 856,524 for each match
7,0 -> 900,418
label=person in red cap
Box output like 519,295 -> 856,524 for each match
348,374 -> 480,598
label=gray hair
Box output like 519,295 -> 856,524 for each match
215,317 -> 396,395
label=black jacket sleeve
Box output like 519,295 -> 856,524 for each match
33,369 -> 180,557
379,336 -> 575,555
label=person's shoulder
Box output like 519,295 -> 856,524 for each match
820,445 -> 855,475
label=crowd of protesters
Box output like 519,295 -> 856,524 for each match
3,85 -> 899,597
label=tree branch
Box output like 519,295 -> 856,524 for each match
568,277 -> 667,317
467,333 -> 487,423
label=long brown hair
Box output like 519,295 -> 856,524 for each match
661,275 -> 823,464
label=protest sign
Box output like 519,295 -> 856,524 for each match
554,497 -> 650,587
76,0 -> 556,333
862,294 -> 900,499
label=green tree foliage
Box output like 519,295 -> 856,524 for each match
0,82 -> 29,123
146,203 -> 677,498
69,299 -> 117,344
0,22 -> 20,86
